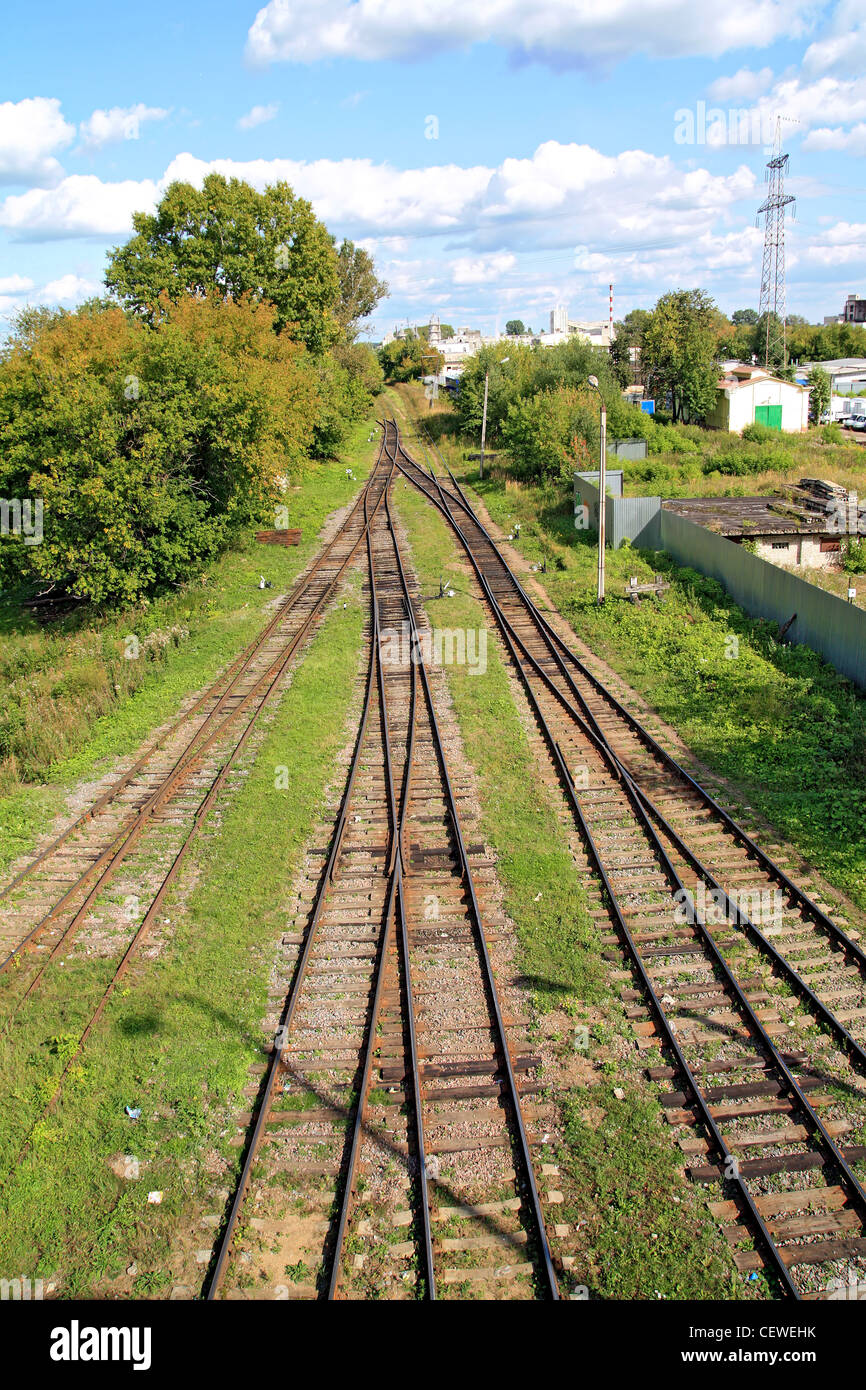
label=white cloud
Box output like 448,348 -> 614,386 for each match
803,121 -> 866,155
0,273 -> 35,295
37,272 -> 102,303
0,97 -> 75,187
159,151 -> 492,233
0,270 -> 101,321
451,252 -> 516,285
704,8 -> 866,151
0,173 -> 160,239
78,104 -> 169,149
805,221 -> 866,267
246,0 -> 816,69
0,141 -> 757,258
803,2 -> 866,77
237,103 -> 279,130
707,66 -> 774,102
752,73 -> 866,133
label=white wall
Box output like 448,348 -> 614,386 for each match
725,380 -> 810,433
753,534 -> 837,569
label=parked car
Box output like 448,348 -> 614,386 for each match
845,414 -> 866,431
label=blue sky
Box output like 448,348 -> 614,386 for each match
1,1 -> 864,340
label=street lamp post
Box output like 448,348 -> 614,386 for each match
479,357 -> 508,480
587,375 -> 607,605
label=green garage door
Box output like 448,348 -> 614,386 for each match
755,404 -> 782,430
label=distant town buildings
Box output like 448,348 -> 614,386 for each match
798,358 -> 866,395
381,305 -> 615,375
824,293 -> 866,326
547,305 -> 613,348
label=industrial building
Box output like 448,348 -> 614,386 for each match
704,361 -> 811,433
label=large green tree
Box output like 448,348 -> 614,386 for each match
105,174 -> 343,354
0,295 -> 318,604
335,239 -> 388,342
609,308 -> 651,387
641,289 -> 720,422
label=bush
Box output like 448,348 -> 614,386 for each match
0,295 -> 318,605
741,421 -> 779,444
645,423 -> 701,455
501,386 -> 599,482
842,538 -> 866,574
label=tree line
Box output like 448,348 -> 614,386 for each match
445,288 -> 843,483
0,174 -> 388,606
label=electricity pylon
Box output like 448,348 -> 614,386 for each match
757,119 -> 796,368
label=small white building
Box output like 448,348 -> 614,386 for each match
705,362 -> 810,433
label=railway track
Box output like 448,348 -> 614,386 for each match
207,423 -> 560,1300
390,413 -> 866,1299
0,462 -> 392,1162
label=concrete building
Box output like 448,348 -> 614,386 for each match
704,361 -> 810,433
662,480 -> 861,571
824,294 -> 866,326
548,305 -> 614,348
799,358 -> 866,395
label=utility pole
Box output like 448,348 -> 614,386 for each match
479,357 -> 507,480
757,118 -> 796,369
479,370 -> 489,480
587,376 -> 607,604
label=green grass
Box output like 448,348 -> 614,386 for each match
392,468 -> 745,1300
401,388 -> 866,915
0,573 -> 366,1296
0,415 -> 378,879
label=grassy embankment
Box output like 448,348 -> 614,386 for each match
0,567 -> 366,1297
0,415 -> 378,878
601,425 -> 866,502
396,385 -> 866,917
392,471 -> 747,1300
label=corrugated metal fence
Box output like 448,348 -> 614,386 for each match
573,472 -> 866,688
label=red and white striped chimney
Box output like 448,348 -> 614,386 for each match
609,283 -> 613,343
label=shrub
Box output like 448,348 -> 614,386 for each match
741,421 -> 780,444
842,537 -> 866,574
0,295 -> 318,605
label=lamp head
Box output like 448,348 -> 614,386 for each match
588,375 -> 599,389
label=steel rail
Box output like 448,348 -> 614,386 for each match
5,464 -> 394,1181
0,475 -> 379,909
207,452 -> 390,1300
1,471 -> 387,988
391,434 -> 866,1070
391,421 -> 866,1295
384,427 -> 438,1298
382,424 -> 560,1300
328,425 -> 436,1299
480,570 -> 866,1216
420,449 -> 866,976
327,445 -> 409,1298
